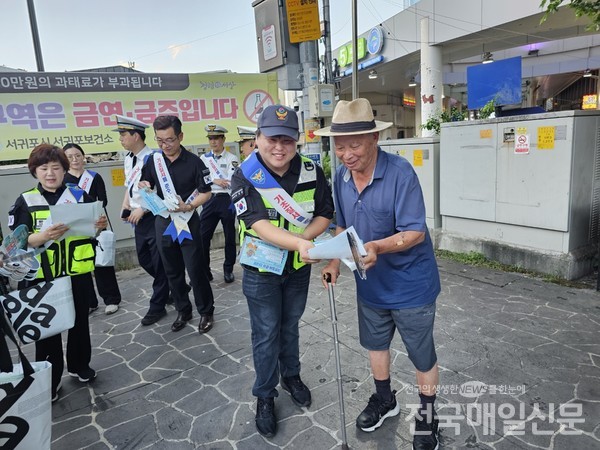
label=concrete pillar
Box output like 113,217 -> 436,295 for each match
420,17 -> 443,138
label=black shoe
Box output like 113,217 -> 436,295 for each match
255,397 -> 277,437
166,295 -> 174,305
171,311 -> 192,332
413,414 -> 439,450
280,375 -> 311,407
198,314 -> 213,334
224,272 -> 234,283
207,271 -> 214,281
141,309 -> 167,326
356,391 -> 400,432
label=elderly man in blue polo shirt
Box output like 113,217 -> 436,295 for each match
318,98 -> 441,450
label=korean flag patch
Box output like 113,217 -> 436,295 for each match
235,198 -> 248,216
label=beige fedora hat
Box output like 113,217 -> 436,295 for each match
314,98 -> 392,136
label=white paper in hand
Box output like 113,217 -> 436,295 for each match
308,226 -> 367,276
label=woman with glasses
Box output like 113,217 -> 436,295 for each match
63,143 -> 122,315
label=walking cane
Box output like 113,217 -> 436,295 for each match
324,273 -> 349,450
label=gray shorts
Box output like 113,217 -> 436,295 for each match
357,299 -> 437,372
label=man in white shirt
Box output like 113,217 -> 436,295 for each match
115,115 -> 170,325
199,125 -> 239,283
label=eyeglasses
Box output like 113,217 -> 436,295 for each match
154,136 -> 179,147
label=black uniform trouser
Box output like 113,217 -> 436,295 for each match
33,273 -> 93,395
156,215 -> 214,316
199,194 -> 237,274
135,214 -> 170,314
92,266 -> 121,306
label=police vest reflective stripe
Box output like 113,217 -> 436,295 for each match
22,188 -> 96,278
239,157 -> 317,271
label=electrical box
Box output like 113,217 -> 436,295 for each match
379,138 -> 440,231
439,110 -> 600,279
308,84 -> 335,117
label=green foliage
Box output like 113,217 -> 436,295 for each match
540,0 -> 600,32
421,107 -> 467,135
435,249 -> 588,288
322,152 -> 331,182
479,98 -> 497,119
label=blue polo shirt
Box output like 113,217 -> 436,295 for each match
334,148 -> 440,309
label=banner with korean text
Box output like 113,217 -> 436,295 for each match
0,72 -> 278,160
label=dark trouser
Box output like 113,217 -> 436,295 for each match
199,194 -> 237,274
155,215 -> 214,316
136,214 -> 170,314
93,266 -> 121,306
34,273 -> 93,394
242,265 -> 311,398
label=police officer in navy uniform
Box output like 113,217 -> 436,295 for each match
140,115 -> 215,334
200,125 -> 239,283
114,115 -> 170,326
230,105 -> 334,437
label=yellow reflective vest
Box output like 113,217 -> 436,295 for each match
22,187 -> 96,278
239,156 -> 317,271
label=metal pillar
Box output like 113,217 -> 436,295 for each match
27,0 -> 45,72
321,0 -> 338,183
351,0 -> 358,99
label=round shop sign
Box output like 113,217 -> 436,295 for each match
367,27 -> 384,55
243,90 -> 275,124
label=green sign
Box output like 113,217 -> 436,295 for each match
337,38 -> 367,67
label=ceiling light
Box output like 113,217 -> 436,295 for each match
583,69 -> 592,78
408,77 -> 417,87
482,52 -> 494,64
368,70 -> 378,80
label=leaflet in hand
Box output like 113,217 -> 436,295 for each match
239,236 -> 288,275
47,201 -> 104,238
139,188 -> 170,218
307,226 -> 368,276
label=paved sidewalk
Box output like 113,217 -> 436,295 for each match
47,256 -> 600,449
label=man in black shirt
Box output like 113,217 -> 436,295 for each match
139,115 -> 215,334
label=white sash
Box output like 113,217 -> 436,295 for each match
204,153 -> 227,180
56,187 -> 80,205
152,152 -> 197,242
77,170 -> 95,194
126,159 -> 143,193
240,153 -> 314,229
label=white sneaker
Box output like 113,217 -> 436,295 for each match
105,304 -> 119,315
